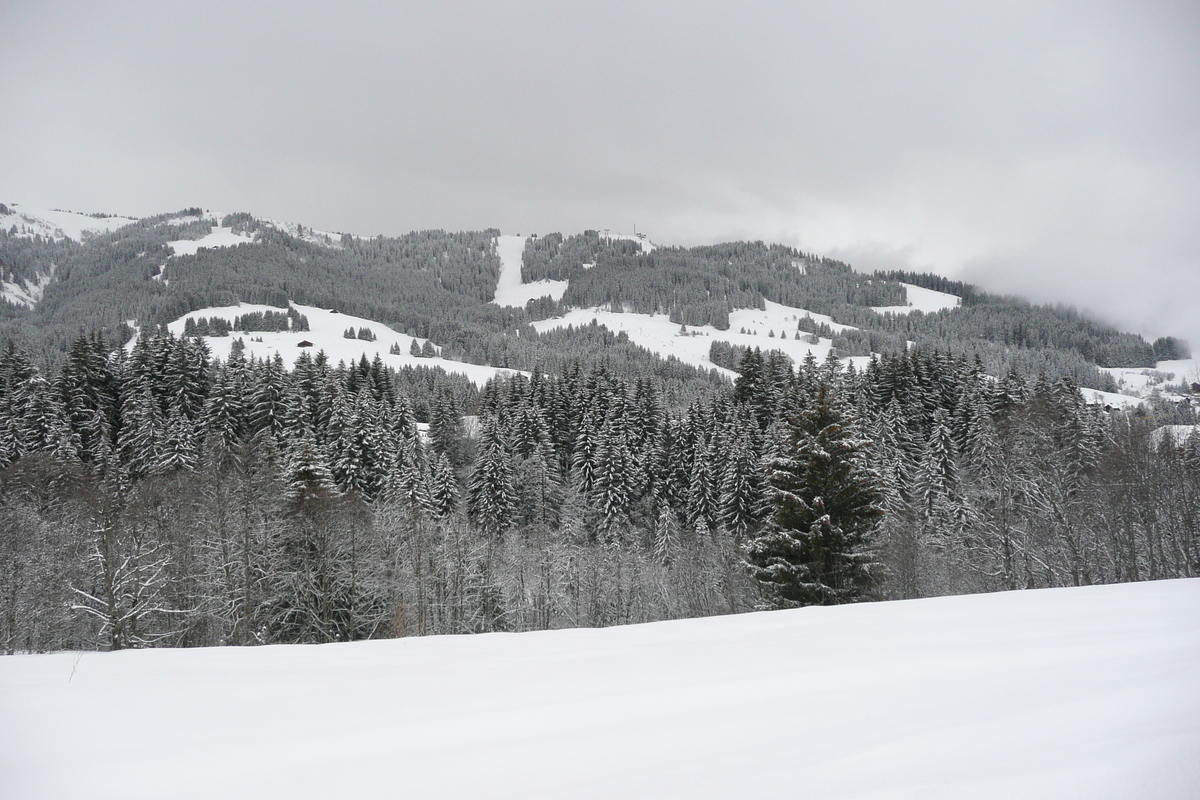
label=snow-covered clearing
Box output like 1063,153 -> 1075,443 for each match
0,203 -> 137,241
1,579 -> 1196,800
1080,387 -> 1146,409
167,226 -> 256,256
872,282 -> 962,315
534,300 -> 870,377
258,218 -> 346,248
491,234 -> 568,307
599,229 -> 657,253
1101,359 -> 1199,402
161,303 -> 527,387
1150,425 -> 1199,450
1,268 -> 54,309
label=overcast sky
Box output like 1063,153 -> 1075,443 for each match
2,1 -> 1197,346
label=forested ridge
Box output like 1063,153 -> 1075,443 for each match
2,211 -> 1186,384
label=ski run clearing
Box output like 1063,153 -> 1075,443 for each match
159,303 -> 527,388
537,303 -> 882,377
1,579 -> 1196,800
491,234 -> 569,308
872,282 -> 963,315
166,226 -> 256,257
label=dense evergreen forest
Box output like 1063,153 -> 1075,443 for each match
1,331 -> 1195,652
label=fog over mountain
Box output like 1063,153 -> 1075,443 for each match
2,1 -> 1196,344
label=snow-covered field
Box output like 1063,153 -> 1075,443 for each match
1,580 -> 1196,800
167,226 -> 256,256
534,300 -> 871,377
160,303 -> 527,387
872,282 -> 962,315
1102,359 -> 1200,401
1080,387 -> 1148,409
491,234 -> 568,307
0,203 -> 137,241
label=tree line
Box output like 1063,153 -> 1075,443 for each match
0,330 -> 1195,653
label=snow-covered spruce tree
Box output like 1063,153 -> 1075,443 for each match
590,413 -> 634,541
745,385 -> 883,606
466,414 -> 516,538
427,450 -> 459,519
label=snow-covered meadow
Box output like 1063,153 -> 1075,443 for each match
533,303 -> 875,377
1,579 -> 1196,800
0,203 -> 137,242
157,303 -> 527,388
872,282 -> 962,315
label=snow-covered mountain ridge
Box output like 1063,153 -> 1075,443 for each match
2,200 -> 1189,411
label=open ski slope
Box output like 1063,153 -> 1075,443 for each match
2,580 -> 1196,800
872,282 -> 962,315
159,303 -> 527,387
491,234 -> 569,307
534,302 -> 873,377
166,226 -> 256,256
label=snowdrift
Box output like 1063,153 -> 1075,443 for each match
1,580 -> 1197,799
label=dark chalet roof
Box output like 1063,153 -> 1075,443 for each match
297,340 -> 314,347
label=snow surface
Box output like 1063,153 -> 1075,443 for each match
491,234 -> 568,307
1150,425 -> 1199,449
1099,359 -> 1199,403
872,282 -> 962,315
1,268 -> 54,309
0,203 -> 136,241
534,300 -> 869,378
258,218 -> 347,248
1080,387 -> 1147,409
1,579 -> 1197,800
167,226 -> 256,257
160,303 -> 526,388
599,229 -> 657,253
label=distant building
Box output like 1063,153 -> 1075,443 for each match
297,340 -> 313,348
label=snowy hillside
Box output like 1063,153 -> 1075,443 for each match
2,579 -> 1196,800
872,282 -> 962,315
1101,358 -> 1200,403
0,203 -> 137,241
491,234 -> 568,307
534,300 -> 872,376
159,303 -> 527,387
166,226 -> 256,256
1,269 -> 54,309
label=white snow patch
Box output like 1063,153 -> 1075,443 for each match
1156,358 -> 1200,382
167,227 -> 256,257
600,230 -> 657,253
534,300 -> 864,377
0,203 -> 136,241
1,580 -> 1197,800
1,267 -> 54,309
491,234 -> 569,307
258,218 -> 347,248
1150,425 -> 1199,450
873,282 -> 962,315
1080,387 -> 1146,409
160,303 -> 526,388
